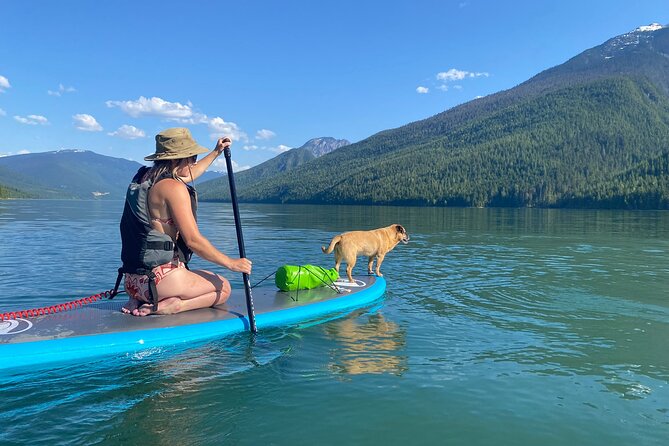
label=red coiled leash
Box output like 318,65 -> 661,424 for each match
0,289 -> 121,321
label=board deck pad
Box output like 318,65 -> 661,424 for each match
0,275 -> 385,370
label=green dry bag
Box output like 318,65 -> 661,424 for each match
275,264 -> 339,291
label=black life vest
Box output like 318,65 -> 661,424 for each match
119,166 -> 197,274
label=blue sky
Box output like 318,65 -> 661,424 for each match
0,0 -> 667,171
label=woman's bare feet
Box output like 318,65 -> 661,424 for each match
121,298 -> 141,314
130,297 -> 182,317
154,297 -> 182,315
131,303 -> 153,317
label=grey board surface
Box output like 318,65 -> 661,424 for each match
0,276 -> 377,344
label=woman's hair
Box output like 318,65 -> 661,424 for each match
143,156 -> 195,184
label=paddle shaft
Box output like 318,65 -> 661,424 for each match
223,147 -> 257,333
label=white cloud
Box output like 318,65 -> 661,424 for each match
0,149 -> 30,157
271,144 -> 291,154
242,144 -> 290,153
437,68 -> 489,82
438,69 -> 469,81
416,86 -> 429,94
175,112 -> 209,125
105,96 -> 253,147
106,96 -> 194,119
108,124 -> 146,139
211,158 -> 250,172
73,114 -> 103,131
48,84 -> 76,97
208,116 -> 248,142
437,69 -> 466,81
232,160 -> 251,172
14,114 -> 49,125
437,84 -> 449,92
0,75 -> 10,92
255,129 -> 276,140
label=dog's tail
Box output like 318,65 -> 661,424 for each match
321,235 -> 341,254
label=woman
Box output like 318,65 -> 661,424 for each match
119,127 -> 252,316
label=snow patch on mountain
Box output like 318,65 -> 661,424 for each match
601,23 -> 665,60
635,23 -> 663,32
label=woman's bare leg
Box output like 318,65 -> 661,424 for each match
132,269 -> 231,317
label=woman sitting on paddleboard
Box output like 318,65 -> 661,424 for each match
118,127 -> 252,316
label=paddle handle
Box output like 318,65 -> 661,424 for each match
224,147 -> 257,333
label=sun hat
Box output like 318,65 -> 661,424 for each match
144,128 -> 209,161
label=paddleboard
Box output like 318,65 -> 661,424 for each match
0,275 -> 385,371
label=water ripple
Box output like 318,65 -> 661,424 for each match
1,203 -> 669,445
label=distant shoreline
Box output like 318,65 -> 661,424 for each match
2,197 -> 667,211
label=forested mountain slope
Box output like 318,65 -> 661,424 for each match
198,137 -> 349,200
0,150 -> 142,199
204,25 -> 669,209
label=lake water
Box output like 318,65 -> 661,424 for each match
0,200 -> 667,445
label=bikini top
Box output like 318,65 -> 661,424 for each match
151,216 -> 176,227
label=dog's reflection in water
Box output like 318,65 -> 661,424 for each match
325,313 -> 407,376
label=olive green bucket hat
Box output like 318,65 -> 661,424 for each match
144,127 -> 209,161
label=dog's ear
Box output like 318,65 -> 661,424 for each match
395,224 -> 405,234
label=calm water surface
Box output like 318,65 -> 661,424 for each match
0,200 -> 667,445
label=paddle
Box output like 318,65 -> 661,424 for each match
223,146 -> 257,333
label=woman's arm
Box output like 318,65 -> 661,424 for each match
177,137 -> 231,182
162,179 -> 252,274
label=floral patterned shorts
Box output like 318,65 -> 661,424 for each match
124,255 -> 186,302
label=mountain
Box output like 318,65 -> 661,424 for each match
560,150 -> 669,208
0,164 -> 33,199
197,170 -> 224,184
198,137 -> 349,200
204,24 -> 669,209
299,137 -> 350,157
0,150 -> 143,199
0,164 -> 35,198
529,23 -> 669,95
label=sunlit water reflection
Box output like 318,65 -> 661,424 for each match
0,201 -> 667,445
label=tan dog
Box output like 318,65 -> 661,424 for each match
321,224 -> 409,283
